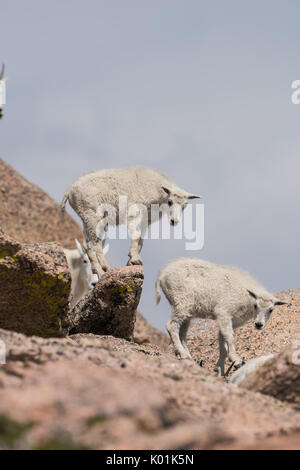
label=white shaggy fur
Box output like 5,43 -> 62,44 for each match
156,258 -> 287,376
228,354 -> 274,385
61,167 -> 200,276
0,64 -> 6,119
64,239 -> 109,308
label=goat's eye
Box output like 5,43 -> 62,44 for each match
168,200 -> 173,207
254,304 -> 257,310
83,260 -> 88,264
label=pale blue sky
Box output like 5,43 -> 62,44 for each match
1,1 -> 300,330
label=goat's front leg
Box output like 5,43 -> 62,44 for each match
166,315 -> 192,360
217,313 -> 245,373
83,212 -> 110,276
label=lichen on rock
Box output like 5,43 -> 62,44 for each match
0,231 -> 72,337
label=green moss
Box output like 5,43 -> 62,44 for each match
86,414 -> 107,427
0,414 -> 33,446
119,282 -> 136,297
0,250 -> 10,260
23,271 -> 70,314
0,250 -> 18,262
34,434 -> 91,450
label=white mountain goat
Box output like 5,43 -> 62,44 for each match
155,258 -> 287,376
60,167 -> 201,276
64,239 -> 109,308
228,354 -> 274,385
0,64 -> 6,119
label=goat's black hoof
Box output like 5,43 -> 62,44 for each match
127,259 -> 143,266
233,359 -> 246,370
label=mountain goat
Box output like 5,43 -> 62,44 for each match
228,354 -> 274,385
156,258 -> 287,376
61,167 -> 200,276
64,239 -> 109,308
0,64 -> 6,119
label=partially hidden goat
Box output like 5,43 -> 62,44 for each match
156,258 -> 287,375
228,354 -> 274,385
61,167 -> 201,276
64,239 -> 109,308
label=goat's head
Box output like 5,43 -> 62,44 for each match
247,289 -> 288,330
161,185 -> 201,226
75,239 -> 109,289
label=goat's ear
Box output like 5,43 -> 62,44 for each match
187,193 -> 202,200
274,298 -> 288,306
161,186 -> 171,196
103,243 -> 109,255
75,239 -> 85,256
247,289 -> 257,300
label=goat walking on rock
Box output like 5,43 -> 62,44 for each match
61,167 -> 200,276
156,257 -> 287,376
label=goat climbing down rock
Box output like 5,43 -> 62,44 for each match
61,167 -> 201,276
156,258 -> 287,376
64,239 -> 109,308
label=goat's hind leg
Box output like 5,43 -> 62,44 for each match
127,237 -> 143,266
215,331 -> 228,377
179,318 -> 191,356
94,213 -> 111,271
85,239 -> 102,276
127,214 -> 146,266
82,211 -> 109,276
217,314 -> 245,373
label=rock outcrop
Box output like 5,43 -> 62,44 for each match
239,346 -> 300,409
1,329 -> 300,449
1,159 -> 300,450
70,266 -> 144,341
134,310 -> 170,349
0,159 -> 82,249
0,230 -> 71,337
0,231 -> 145,340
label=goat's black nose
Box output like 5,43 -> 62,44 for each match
255,322 -> 263,330
91,282 -> 97,287
170,219 -> 175,226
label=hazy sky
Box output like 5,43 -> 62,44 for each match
1,1 -> 300,330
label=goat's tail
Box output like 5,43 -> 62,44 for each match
155,276 -> 162,304
60,191 -> 69,218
